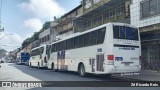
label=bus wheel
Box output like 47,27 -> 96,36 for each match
30,62 -> 32,67
52,63 -> 57,72
79,64 -> 86,77
38,62 -> 40,69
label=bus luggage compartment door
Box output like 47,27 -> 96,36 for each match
96,54 -> 104,72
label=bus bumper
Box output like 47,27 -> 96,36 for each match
105,65 -> 141,74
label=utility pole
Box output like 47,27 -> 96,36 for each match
0,0 -> 4,33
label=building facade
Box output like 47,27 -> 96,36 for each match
22,43 -> 32,53
130,0 -> 160,70
50,4 -> 83,42
39,29 -> 50,46
74,0 -> 131,32
31,40 -> 40,49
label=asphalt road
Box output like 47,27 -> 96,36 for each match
0,63 -> 160,90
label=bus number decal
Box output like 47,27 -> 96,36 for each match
115,57 -> 123,61
119,47 -> 135,50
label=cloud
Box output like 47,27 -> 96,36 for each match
18,0 -> 66,20
0,32 -> 24,51
23,18 -> 43,32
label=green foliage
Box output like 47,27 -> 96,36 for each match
22,20 -> 55,48
22,31 -> 41,48
42,22 -> 51,30
54,16 -> 61,23
0,48 -> 7,53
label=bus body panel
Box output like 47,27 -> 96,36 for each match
110,23 -> 141,73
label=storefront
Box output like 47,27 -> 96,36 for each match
141,30 -> 160,70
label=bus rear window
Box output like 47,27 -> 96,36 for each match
113,26 -> 139,41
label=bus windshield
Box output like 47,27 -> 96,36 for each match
113,26 -> 139,41
21,53 -> 29,57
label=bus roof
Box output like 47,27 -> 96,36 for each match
31,44 -> 47,51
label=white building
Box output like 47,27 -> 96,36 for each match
131,0 -> 160,28
130,0 -> 160,70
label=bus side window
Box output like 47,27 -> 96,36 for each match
90,30 -> 97,45
63,40 -> 67,50
74,37 -> 79,48
113,26 -> 119,39
97,28 -> 106,44
84,33 -> 90,46
79,35 -> 85,47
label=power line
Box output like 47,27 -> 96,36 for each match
0,44 -> 20,47
7,34 -> 22,45
1,32 -> 21,45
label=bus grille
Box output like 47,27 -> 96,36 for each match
96,54 -> 104,71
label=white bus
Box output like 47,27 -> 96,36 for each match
47,23 -> 141,76
29,45 -> 49,68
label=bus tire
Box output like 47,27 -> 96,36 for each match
37,62 -> 40,69
79,64 -> 86,77
52,63 -> 57,72
30,62 -> 32,67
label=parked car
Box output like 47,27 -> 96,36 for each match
1,61 -> 4,63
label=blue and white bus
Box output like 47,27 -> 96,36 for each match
17,52 -> 30,65
47,22 -> 141,76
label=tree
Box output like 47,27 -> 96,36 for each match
42,22 -> 51,30
22,38 -> 32,48
0,48 -> 7,53
21,21 -> 53,48
54,16 -> 60,23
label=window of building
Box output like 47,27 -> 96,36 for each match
93,16 -> 102,26
150,0 -> 157,15
117,3 -> 125,16
39,38 -> 41,44
104,8 -> 116,20
45,36 -> 47,42
42,38 -> 44,43
141,0 -> 160,18
84,20 -> 91,30
47,35 -> 50,41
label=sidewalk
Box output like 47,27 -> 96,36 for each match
113,70 -> 160,81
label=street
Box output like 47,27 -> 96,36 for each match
0,63 -> 160,90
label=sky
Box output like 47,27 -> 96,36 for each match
0,0 -> 81,52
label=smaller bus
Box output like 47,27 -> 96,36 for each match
29,45 -> 49,68
17,52 -> 30,65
